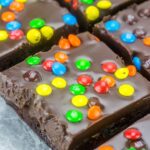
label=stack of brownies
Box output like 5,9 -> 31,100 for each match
0,0 -> 150,150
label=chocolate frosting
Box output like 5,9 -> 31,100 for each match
0,32 -> 150,150
97,114 -> 150,150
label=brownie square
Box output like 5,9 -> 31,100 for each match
0,32 -> 150,150
0,0 -> 78,71
96,114 -> 150,150
58,0 -> 145,30
93,0 -> 150,80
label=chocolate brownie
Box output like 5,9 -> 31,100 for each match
0,0 -> 78,71
58,0 -> 145,30
93,0 -> 150,80
0,32 -> 150,150
96,114 -> 150,150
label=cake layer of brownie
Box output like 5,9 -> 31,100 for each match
93,0 -> 150,80
0,32 -> 150,150
96,114 -> 150,150
0,0 -> 78,71
58,0 -> 145,31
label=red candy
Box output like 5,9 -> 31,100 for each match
77,74 -> 93,86
124,128 -> 142,140
101,62 -> 117,73
94,80 -> 109,94
9,30 -> 24,40
42,60 -> 54,71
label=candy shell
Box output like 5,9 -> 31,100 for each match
88,106 -> 102,120
114,68 -> 129,80
9,29 -> 24,40
36,84 -> 52,96
68,34 -> 81,47
69,84 -> 86,95
52,77 -> 67,89
72,95 -> 88,107
62,13 -> 77,26
97,0 -> 112,9
58,38 -> 71,50
54,52 -> 68,63
1,11 -> 16,22
0,30 -> 8,41
40,26 -> 54,40
9,1 -> 25,12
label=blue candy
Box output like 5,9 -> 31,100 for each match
104,20 -> 121,32
6,21 -> 22,31
120,32 -> 137,44
52,62 -> 67,76
62,13 -> 77,26
0,0 -> 13,7
132,56 -> 142,71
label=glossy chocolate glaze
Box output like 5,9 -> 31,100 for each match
0,0 -> 78,71
94,0 -> 150,80
0,32 -> 150,150
96,114 -> 150,150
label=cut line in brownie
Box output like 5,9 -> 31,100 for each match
0,0 -> 78,71
96,114 -> 150,150
93,0 -> 150,80
0,32 -> 150,150
58,0 -> 146,31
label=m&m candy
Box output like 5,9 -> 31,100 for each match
36,84 -> 52,96
52,62 -> 67,76
69,84 -> 86,95
97,0 -> 112,9
101,62 -> 117,73
15,0 -> 27,3
0,30 -> 8,41
26,29 -> 42,44
62,13 -> 77,26
118,84 -> 135,96
101,76 -> 116,88
114,68 -> 129,80
104,20 -> 121,32
26,56 -> 41,66
143,37 -> 150,46
42,60 -> 54,71
72,95 -> 88,107
29,18 -> 45,29
40,26 -> 54,40
65,109 -> 83,123
6,21 -> 22,31
120,32 -> 137,44
98,145 -> 114,150
77,74 -> 93,86
132,56 -> 142,71
1,11 -> 16,22
0,0 -> 13,7
94,80 -> 109,94
75,58 -> 91,71
85,6 -> 100,21
68,34 -> 81,47
9,1 -> 25,12
88,106 -> 102,120
9,29 -> 24,40
124,128 -> 142,140
54,52 -> 68,63
58,38 -> 71,50
80,0 -> 94,5
52,77 -> 67,89
127,65 -> 137,77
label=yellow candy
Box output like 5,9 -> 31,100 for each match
0,30 -> 8,41
52,77 -> 67,89
40,26 -> 54,40
72,95 -> 88,107
114,68 -> 129,80
0,5 -> 2,10
97,0 -> 112,9
119,84 -> 135,97
15,0 -> 28,3
26,29 -> 42,44
85,6 -> 100,21
36,84 -> 52,96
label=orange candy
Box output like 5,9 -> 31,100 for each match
54,51 -> 68,63
64,0 -> 71,2
101,76 -> 116,88
68,34 -> 81,47
143,37 -> 150,46
127,65 -> 137,77
9,1 -> 25,12
1,11 -> 16,22
88,106 -> 102,120
98,145 -> 114,150
58,38 -> 71,50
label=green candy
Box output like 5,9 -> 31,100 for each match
80,0 -> 94,5
29,18 -> 46,29
69,84 -> 86,95
65,109 -> 83,123
26,56 -> 41,66
75,58 -> 91,71
128,147 -> 136,150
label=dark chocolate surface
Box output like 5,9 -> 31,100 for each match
0,0 -> 78,71
96,114 -> 150,150
0,32 -> 150,150
94,0 -> 150,79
